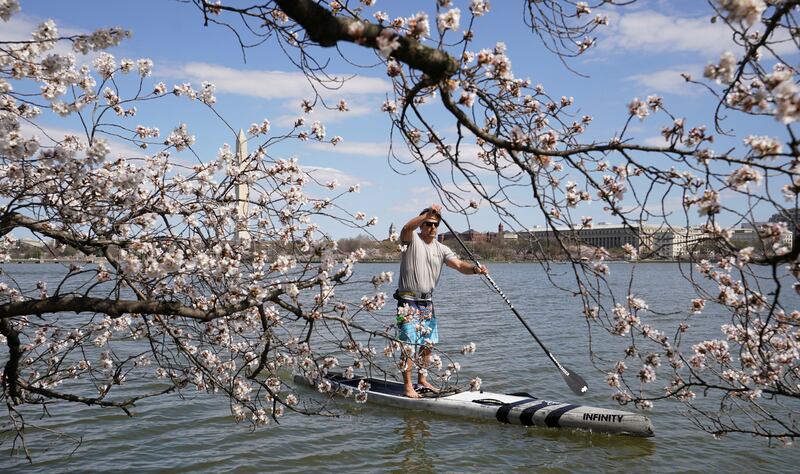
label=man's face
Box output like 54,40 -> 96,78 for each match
421,219 -> 440,238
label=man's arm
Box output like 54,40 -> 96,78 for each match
446,258 -> 488,275
400,204 -> 441,242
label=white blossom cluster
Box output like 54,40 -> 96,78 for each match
0,6 -> 399,437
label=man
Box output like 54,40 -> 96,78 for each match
394,204 -> 488,398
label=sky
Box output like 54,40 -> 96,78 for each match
5,0 -> 791,239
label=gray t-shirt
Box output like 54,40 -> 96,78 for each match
397,232 -> 457,295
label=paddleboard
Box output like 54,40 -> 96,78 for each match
294,372 -> 655,437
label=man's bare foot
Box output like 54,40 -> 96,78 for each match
416,380 -> 439,393
404,387 -> 422,398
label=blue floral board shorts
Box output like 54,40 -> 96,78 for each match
396,300 -> 438,346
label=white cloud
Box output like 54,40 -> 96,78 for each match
626,65 -> 703,96
302,166 -> 371,189
18,121 -> 77,145
599,11 -> 735,56
642,135 -> 669,147
165,62 -> 391,101
305,139 -> 501,181
0,14 -> 91,43
0,14 -> 111,64
0,14 -> 41,41
305,140 -> 496,180
273,99 -> 381,127
18,121 -> 147,159
306,140 -> 408,159
599,9 -> 798,59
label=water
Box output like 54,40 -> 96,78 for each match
1,262 -> 798,472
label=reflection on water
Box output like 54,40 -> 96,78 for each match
394,415 -> 434,473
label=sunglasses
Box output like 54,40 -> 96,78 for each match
422,221 -> 439,228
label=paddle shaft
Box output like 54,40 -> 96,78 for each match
437,216 -> 587,395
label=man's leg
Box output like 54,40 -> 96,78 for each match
397,302 -> 425,398
402,346 -> 421,398
416,314 -> 439,392
416,346 -> 438,392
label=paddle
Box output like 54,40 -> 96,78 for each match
438,216 -> 589,396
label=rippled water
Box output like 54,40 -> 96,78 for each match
2,262 -> 798,472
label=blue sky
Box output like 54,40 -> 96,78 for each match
6,0 -> 790,238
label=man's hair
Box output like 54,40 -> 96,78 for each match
419,208 -> 441,220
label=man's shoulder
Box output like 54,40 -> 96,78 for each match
434,240 -> 456,259
406,232 -> 421,245
434,238 -> 452,250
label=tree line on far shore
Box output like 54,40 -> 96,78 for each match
334,233 -> 761,262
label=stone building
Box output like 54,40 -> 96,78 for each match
525,223 -> 705,259
768,207 -> 799,249
439,229 -> 489,243
734,223 -> 794,252
526,223 -> 660,255
650,227 -> 704,259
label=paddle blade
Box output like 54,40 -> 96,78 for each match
562,368 -> 589,396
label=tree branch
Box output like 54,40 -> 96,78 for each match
0,294 -> 269,321
273,0 -> 459,80
0,318 -> 23,403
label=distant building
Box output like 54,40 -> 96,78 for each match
526,223 -> 655,252
526,221 -> 794,259
525,223 -> 702,259
735,223 -> 794,252
18,238 -> 46,248
769,207 -> 799,224
730,227 -> 759,246
768,207 -> 798,249
436,218 -> 794,258
651,227 -> 704,259
494,222 -> 518,240
439,229 -> 488,243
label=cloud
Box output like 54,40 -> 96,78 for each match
306,139 -> 408,159
164,62 -> 391,101
273,99 -> 381,127
626,65 -> 703,96
0,14 -> 110,64
18,121 -> 147,159
305,139 -> 499,181
642,135 -> 669,147
305,139 -> 496,179
302,166 -> 371,189
598,11 -> 734,56
0,14 -> 42,41
599,9 -> 798,59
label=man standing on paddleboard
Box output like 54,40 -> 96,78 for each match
394,204 -> 488,398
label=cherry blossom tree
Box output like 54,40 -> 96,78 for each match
183,0 -> 800,441
1,0 -> 799,457
0,1 -> 406,459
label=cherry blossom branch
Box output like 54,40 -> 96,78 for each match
275,0 -> 459,80
438,87 -> 696,158
0,319 -> 23,403
18,380 -> 179,414
0,294 -> 267,321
